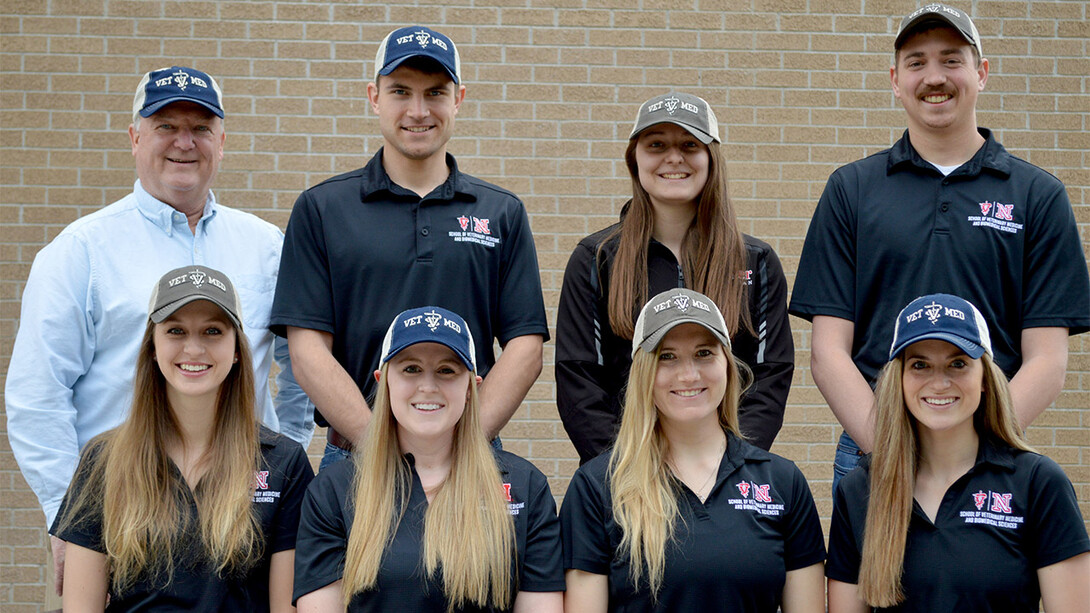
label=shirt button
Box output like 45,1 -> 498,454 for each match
421,227 -> 429,236
940,203 -> 949,212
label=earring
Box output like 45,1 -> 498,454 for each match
233,356 -> 238,363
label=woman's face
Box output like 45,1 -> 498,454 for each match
652,323 -> 728,430
385,342 -> 472,446
153,300 -> 237,406
634,123 -> 710,209
902,339 -> 983,437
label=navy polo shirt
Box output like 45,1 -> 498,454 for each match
52,427 -> 314,611
292,449 -> 565,611
827,439 -> 1090,612
561,434 -> 825,612
271,150 -> 549,424
790,128 -> 1089,384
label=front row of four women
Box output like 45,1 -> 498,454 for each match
53,263 -> 1088,611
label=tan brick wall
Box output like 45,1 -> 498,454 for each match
2,1 -> 1087,608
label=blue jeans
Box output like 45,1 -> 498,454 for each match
832,430 -> 864,498
319,441 -> 352,472
319,437 -> 504,473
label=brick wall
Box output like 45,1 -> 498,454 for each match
2,1 -> 1087,609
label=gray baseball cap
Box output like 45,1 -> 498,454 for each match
895,3 -> 982,57
148,265 -> 242,329
632,288 -> 731,357
629,92 -> 720,145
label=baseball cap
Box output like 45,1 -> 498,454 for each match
380,306 -> 476,371
149,265 -> 242,329
133,66 -> 225,120
895,3 -> 982,57
375,26 -> 461,84
889,294 -> 992,361
632,288 -> 731,357
629,92 -> 720,145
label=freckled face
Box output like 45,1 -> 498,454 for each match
652,323 -> 728,430
634,123 -> 710,210
154,300 -> 237,406
902,339 -> 983,437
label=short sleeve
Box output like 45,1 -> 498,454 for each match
789,168 -> 858,322
825,472 -> 866,583
267,441 -> 315,553
1024,455 -> 1090,569
780,461 -> 826,571
270,190 -> 336,337
1020,178 -> 1090,333
495,201 -> 550,344
518,467 -> 566,592
50,442 -> 106,553
560,460 -> 612,575
292,462 -> 352,604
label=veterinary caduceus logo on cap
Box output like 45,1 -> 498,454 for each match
171,69 -> 191,91
663,95 -> 680,114
424,309 -> 443,331
414,29 -> 432,47
188,269 -> 206,288
672,293 -> 690,311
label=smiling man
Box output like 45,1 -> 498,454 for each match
6,66 -> 312,605
272,27 -> 547,469
789,4 -> 1089,493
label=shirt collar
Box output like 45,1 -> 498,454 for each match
361,148 -> 477,204
133,179 -> 217,235
971,435 -> 1018,473
887,127 -> 1012,178
718,431 -> 772,479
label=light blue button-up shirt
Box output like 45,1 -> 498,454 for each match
6,181 -> 314,525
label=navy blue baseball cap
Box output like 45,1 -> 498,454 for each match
380,306 -> 476,371
889,294 -> 992,361
375,26 -> 461,84
133,66 -> 224,119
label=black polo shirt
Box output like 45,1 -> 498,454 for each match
271,150 -> 549,425
292,449 -> 565,611
51,427 -> 314,611
555,220 -> 795,462
790,128 -> 1089,384
561,434 -> 825,612
827,439 -> 1090,612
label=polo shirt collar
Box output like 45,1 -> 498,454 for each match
887,128 -> 1012,178
718,432 -> 772,480
133,179 -> 217,235
970,435 -> 1018,474
361,148 -> 477,203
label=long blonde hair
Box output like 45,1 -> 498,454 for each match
342,362 -> 515,610
608,343 -> 748,597
57,317 -> 261,594
859,353 -> 1031,606
604,135 -> 751,341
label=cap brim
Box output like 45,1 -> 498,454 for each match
150,296 -> 241,329
895,15 -> 973,50
634,318 -> 731,356
377,55 -> 459,84
631,120 -> 716,145
889,333 -> 985,361
140,96 -> 225,119
382,339 -> 475,372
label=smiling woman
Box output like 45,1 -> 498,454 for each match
292,306 -> 564,613
49,265 -> 314,612
826,294 -> 1090,612
555,91 -> 795,466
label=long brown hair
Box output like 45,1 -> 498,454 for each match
858,353 -> 1031,606
604,135 -> 751,340
343,362 -> 515,611
57,315 -> 262,594
609,343 -> 748,597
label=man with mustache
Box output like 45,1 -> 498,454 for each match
789,4 -> 1089,493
